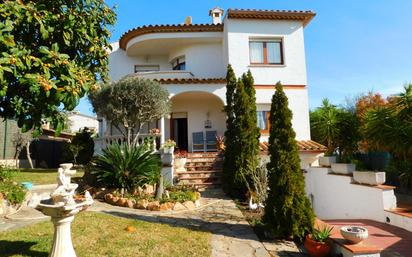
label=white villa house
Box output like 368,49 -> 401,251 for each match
96,7 -> 326,168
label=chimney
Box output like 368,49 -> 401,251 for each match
209,7 -> 224,24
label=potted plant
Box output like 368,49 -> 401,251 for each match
174,150 -> 188,172
161,139 -> 176,154
216,135 -> 225,152
319,154 -> 336,167
304,225 -> 333,257
331,162 -> 356,174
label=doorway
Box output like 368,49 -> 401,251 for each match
171,113 -> 188,151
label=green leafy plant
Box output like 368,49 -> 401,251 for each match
90,77 -> 170,146
161,139 -> 176,149
0,168 -> 16,182
311,225 -> 333,243
0,1 -> 116,134
91,143 -> 161,190
168,190 -> 198,203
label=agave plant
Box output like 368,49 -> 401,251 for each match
311,225 -> 333,243
92,143 -> 161,190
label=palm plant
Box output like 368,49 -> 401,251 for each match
92,143 -> 161,191
364,84 -> 412,160
310,99 -> 341,155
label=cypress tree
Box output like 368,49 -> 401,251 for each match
223,65 -> 238,193
263,83 -> 314,240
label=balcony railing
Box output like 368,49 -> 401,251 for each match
133,70 -> 194,80
94,134 -> 160,155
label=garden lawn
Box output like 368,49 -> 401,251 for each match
0,212 -> 211,257
12,169 -> 84,185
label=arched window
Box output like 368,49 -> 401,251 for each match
171,56 -> 186,70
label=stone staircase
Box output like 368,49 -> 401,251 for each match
176,152 -> 223,188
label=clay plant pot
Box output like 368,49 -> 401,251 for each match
304,236 -> 331,257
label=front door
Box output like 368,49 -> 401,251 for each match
171,113 -> 188,151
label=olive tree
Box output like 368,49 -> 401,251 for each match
0,0 -> 116,135
89,76 -> 171,146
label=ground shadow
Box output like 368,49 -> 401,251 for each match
101,208 -> 259,241
0,240 -> 48,257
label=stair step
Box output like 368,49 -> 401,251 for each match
178,175 -> 222,180
186,159 -> 222,163
176,170 -> 222,174
185,164 -> 222,169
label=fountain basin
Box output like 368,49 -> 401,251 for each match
340,226 -> 368,244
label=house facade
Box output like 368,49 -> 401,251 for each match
98,8 -> 325,165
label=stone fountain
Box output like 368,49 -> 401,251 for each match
29,163 -> 93,257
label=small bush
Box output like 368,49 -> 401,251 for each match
91,143 -> 161,190
0,168 -> 16,182
0,181 -> 26,205
385,160 -> 412,192
168,190 -> 198,203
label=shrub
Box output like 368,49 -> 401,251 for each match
0,181 -> 26,205
62,128 -> 95,165
0,168 -> 26,205
91,143 -> 161,190
264,83 -> 314,240
0,168 -> 16,182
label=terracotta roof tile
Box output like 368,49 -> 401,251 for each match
260,140 -> 326,153
119,23 -> 223,50
226,8 -> 316,26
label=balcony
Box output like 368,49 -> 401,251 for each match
133,70 -> 194,80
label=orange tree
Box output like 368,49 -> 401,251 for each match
355,92 -> 387,151
0,0 -> 116,135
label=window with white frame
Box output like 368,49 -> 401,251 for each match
249,39 -> 283,65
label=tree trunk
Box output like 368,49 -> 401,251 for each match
127,127 -> 132,147
26,141 -> 34,169
132,123 -> 144,147
155,175 -> 164,200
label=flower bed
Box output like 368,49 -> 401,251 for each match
104,185 -> 201,211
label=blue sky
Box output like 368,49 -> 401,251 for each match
77,0 -> 412,116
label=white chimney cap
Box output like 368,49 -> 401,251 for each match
209,7 -> 224,24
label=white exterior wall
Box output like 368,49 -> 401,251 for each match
256,88 -> 311,140
225,19 -> 307,85
109,42 -> 171,81
305,167 -> 397,222
68,113 -> 98,133
169,43 -> 225,78
305,167 -> 412,232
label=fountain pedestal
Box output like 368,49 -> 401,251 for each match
29,163 -> 93,257
50,216 -> 76,257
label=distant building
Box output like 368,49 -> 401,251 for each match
66,111 -> 98,133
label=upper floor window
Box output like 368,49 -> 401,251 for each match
249,40 -> 283,65
135,65 -> 160,73
257,111 -> 270,133
172,56 -> 186,70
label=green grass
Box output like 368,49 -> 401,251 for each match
12,169 -> 84,185
0,212 -> 211,257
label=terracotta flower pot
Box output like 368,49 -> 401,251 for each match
304,236 -> 331,257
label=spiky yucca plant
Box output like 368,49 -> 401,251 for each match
92,143 -> 161,190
